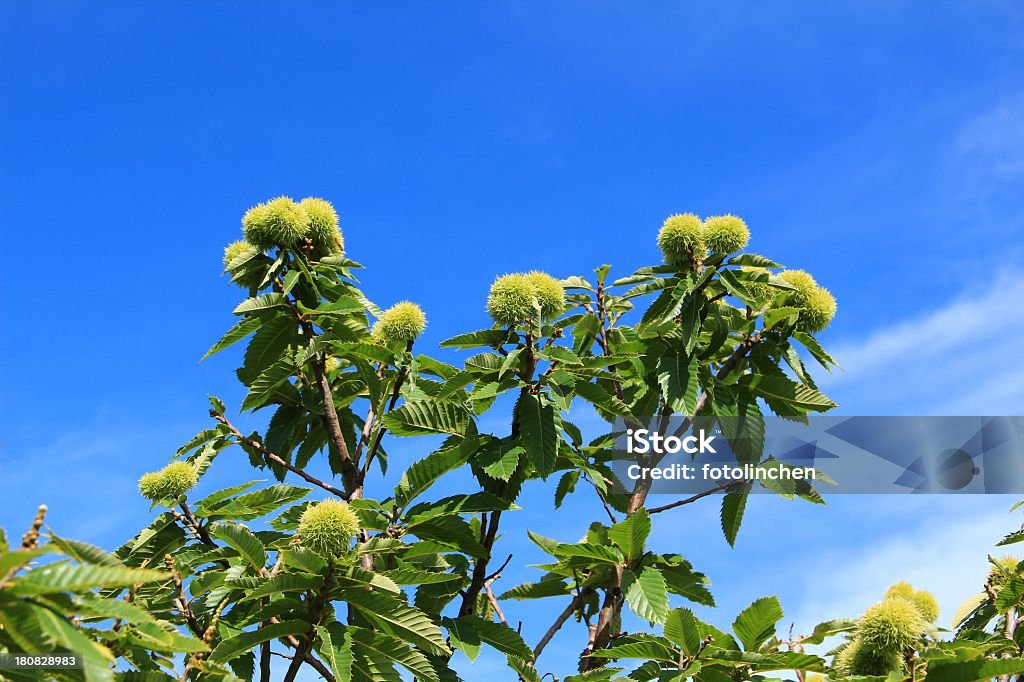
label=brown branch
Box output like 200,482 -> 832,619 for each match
179,502 -> 216,546
212,411 -> 349,500
484,580 -> 507,626
647,479 -> 746,514
533,593 -> 583,661
164,555 -> 203,639
362,340 -> 414,476
485,554 -> 514,582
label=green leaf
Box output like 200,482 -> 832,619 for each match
344,590 -> 450,656
281,547 -> 327,575
718,269 -> 757,306
405,492 -> 516,522
440,329 -> 512,349
211,620 -> 308,663
350,628 -> 440,682
624,567 -> 670,624
480,445 -> 523,482
242,357 -> 296,411
660,560 -> 715,607
664,608 -> 703,656
209,483 -> 310,520
8,564 -> 168,596
380,567 -> 462,586
395,439 -> 475,509
657,349 -> 699,415
586,634 -> 677,662
201,316 -> 263,361
209,522 -> 267,569
306,296 -> 364,316
909,657 -> 1024,682
518,393 -> 557,477
443,616 -> 481,662
721,487 -> 749,547
798,618 -> 857,645
608,509 -> 651,562
474,617 -> 534,659
763,306 -> 801,330
233,293 -> 289,315
72,593 -> 162,626
498,578 -> 570,600
243,315 -> 298,378
317,624 -> 354,682
728,254 -> 783,268
748,375 -> 836,413
732,596 -> 783,651
539,345 -> 584,366
242,573 -> 322,600
552,542 -> 624,565
383,401 -> 472,437
48,535 -> 121,566
792,331 -> 839,370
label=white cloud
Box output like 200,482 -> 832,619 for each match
822,270 -> 1024,414
792,496 -> 1020,636
957,95 -> 1024,182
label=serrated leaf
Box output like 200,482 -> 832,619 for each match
732,596 -> 783,651
608,509 -> 651,561
211,620 -> 308,663
8,564 -> 168,596
233,293 -> 289,315
748,375 -> 836,412
721,487 -> 749,547
518,393 -> 557,477
624,567 -> 669,624
383,401 -> 472,437
209,522 -> 267,569
657,349 -> 699,416
201,316 -> 263,361
344,590 -> 450,656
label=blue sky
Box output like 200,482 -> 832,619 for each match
3,2 -> 1024,679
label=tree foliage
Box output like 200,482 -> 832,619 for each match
4,197 -> 1009,681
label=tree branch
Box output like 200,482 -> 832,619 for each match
647,479 -> 745,514
212,411 -> 350,500
533,593 -> 583,661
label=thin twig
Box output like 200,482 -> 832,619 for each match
647,479 -> 746,514
533,593 -> 583,661
212,411 -> 349,500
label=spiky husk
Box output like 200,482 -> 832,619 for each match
138,461 -> 198,501
137,472 -> 164,501
779,269 -> 819,303
298,500 -> 361,557
989,556 -> 1021,589
857,597 -> 924,653
372,301 -> 426,344
797,286 -> 837,332
703,214 -> 750,254
834,636 -> 903,677
223,240 -> 259,271
242,196 -> 308,250
885,583 -> 940,623
487,274 -> 536,325
657,213 -> 705,270
299,197 -> 344,258
525,271 -> 565,319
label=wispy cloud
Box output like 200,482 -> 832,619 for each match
822,270 -> 1024,415
792,496 -> 1020,635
